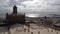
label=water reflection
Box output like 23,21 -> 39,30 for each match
26,14 -> 40,17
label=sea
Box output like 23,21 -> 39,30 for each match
0,13 -> 60,18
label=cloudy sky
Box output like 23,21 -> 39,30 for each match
0,0 -> 60,15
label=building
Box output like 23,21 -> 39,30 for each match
6,5 -> 25,25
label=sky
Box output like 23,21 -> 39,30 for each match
0,0 -> 60,16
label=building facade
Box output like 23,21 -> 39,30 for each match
6,5 -> 25,25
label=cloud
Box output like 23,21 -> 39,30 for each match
19,0 -> 60,14
22,0 -> 56,9
0,0 -> 9,6
0,0 -> 60,15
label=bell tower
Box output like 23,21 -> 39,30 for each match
13,5 -> 17,13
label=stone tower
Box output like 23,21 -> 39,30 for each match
13,5 -> 17,13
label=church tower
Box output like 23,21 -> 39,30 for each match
13,5 -> 17,13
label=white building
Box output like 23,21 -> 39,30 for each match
0,23 -> 60,34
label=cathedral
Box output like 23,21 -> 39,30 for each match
6,5 -> 25,25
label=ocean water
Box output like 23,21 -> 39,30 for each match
26,13 -> 60,17
0,13 -> 60,18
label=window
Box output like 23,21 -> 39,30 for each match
51,30 -> 53,32
38,31 -> 40,34
31,32 -> 33,34
47,29 -> 49,32
56,32 -> 58,34
24,28 -> 26,32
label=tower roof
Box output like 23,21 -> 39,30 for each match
13,5 -> 17,8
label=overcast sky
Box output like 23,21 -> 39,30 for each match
0,0 -> 60,15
